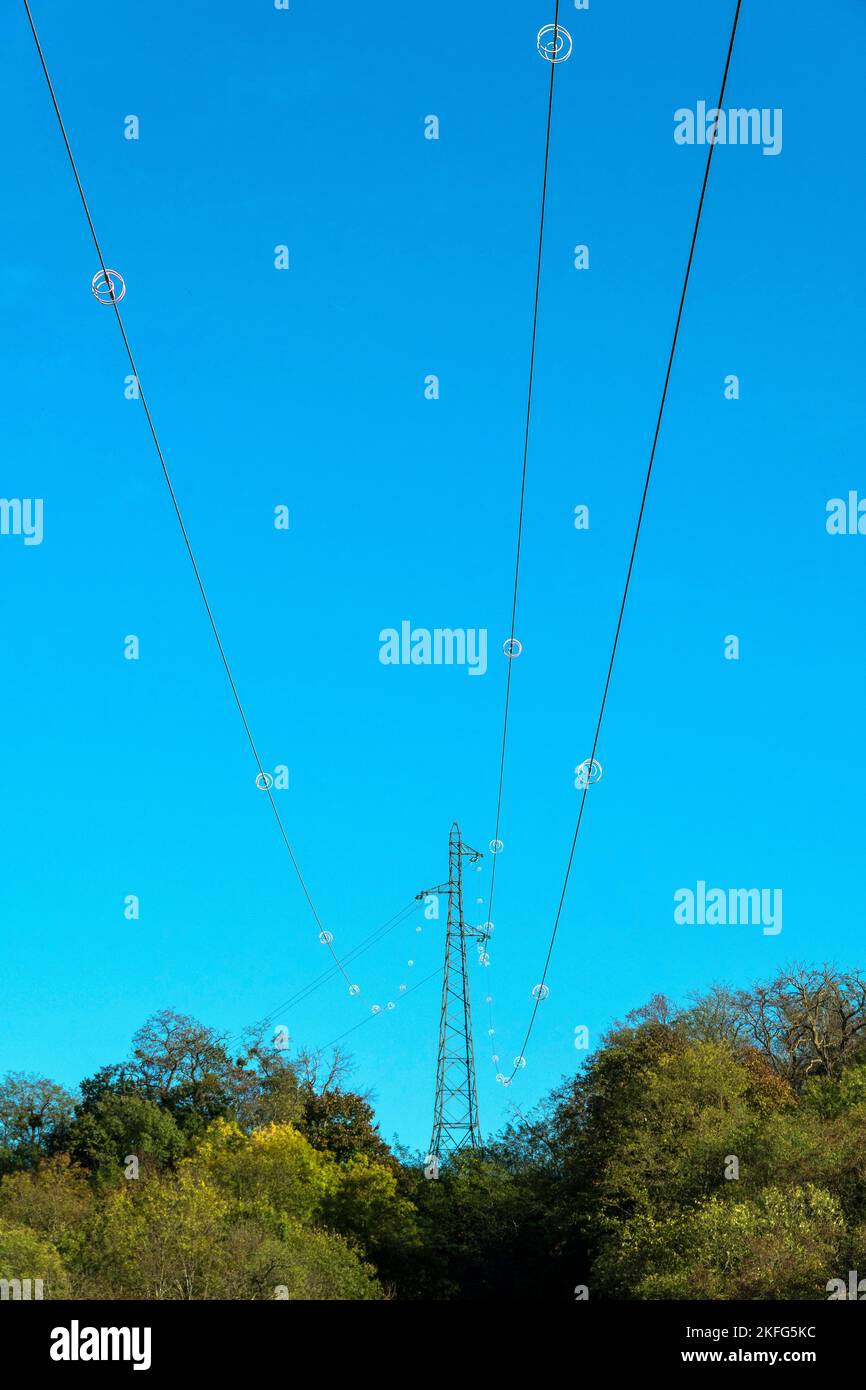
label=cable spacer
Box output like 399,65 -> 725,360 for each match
91,268 -> 125,304
575,758 -> 603,788
537,24 -> 572,63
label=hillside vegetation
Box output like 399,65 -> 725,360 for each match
2,965 -> 866,1300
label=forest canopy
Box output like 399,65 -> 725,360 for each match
2,963 -> 866,1300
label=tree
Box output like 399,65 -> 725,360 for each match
319,1152 -> 419,1287
595,1186 -> 845,1300
191,1118 -> 331,1224
76,1011 -> 314,1141
408,1148 -> 556,1300
234,1027 -> 304,1130
0,1217 -> 70,1298
73,1159 -> 381,1300
0,1073 -> 75,1173
298,1086 -> 393,1165
7,970 -> 866,1302
65,1092 -> 186,1180
732,965 -> 866,1086
0,1155 -> 92,1248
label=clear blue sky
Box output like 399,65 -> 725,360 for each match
2,0 -> 865,1153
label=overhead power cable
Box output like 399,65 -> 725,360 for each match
487,0 -> 563,940
505,0 -> 745,1082
319,966 -> 443,1053
227,897 -> 425,1046
22,0 -> 350,987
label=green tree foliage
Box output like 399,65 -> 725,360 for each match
65,1092 -> 186,1181
0,1217 -> 70,1298
595,1186 -> 845,1300
71,1165 -> 380,1300
319,1152 -> 420,1287
0,1155 -> 92,1247
298,1087 -> 392,1165
5,968 -> 866,1300
0,1073 -> 75,1173
523,964 -> 866,1300
192,1118 -> 331,1224
191,1117 -> 417,1291
77,1011 -> 273,1141
407,1148 -> 556,1299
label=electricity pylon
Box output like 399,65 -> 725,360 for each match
417,823 -> 488,1164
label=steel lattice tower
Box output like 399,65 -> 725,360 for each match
418,823 -> 488,1163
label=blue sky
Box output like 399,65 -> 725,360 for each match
2,0 -> 865,1153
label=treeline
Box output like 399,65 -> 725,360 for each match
3,965 -> 866,1299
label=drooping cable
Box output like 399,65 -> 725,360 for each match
319,966 -> 443,1053
227,897 -> 425,1046
487,0 -> 563,941
504,0 -> 745,1084
22,0 -> 349,985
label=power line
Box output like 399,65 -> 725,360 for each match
478,8 -> 568,1094
227,897 -> 424,1046
319,966 -> 443,1053
506,0 -> 745,1081
487,0 -> 563,948
22,0 -> 350,986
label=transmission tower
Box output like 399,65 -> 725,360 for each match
417,823 -> 489,1165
